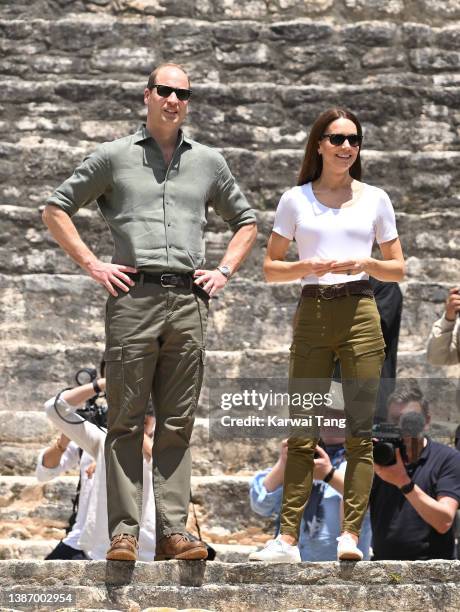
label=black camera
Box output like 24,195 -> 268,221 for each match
372,423 -> 408,466
75,366 -> 108,429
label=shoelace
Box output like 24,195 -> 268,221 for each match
111,534 -> 137,547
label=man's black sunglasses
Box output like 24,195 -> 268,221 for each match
150,84 -> 191,101
321,133 -> 362,147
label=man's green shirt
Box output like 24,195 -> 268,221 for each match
47,125 -> 256,272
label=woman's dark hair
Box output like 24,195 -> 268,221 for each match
297,108 -> 363,186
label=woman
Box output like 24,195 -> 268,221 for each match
256,108 -> 405,562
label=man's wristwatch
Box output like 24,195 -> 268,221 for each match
217,265 -> 232,279
399,481 -> 415,495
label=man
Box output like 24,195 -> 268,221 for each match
370,386 -> 460,560
426,286 -> 460,366
42,63 -> 257,561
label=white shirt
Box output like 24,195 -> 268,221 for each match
41,397 -> 156,561
36,442 -> 94,551
273,182 -> 398,285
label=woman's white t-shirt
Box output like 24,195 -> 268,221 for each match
273,182 -> 398,286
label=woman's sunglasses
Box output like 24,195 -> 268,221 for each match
151,84 -> 192,101
321,133 -> 362,147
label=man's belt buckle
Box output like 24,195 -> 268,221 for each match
160,274 -> 178,288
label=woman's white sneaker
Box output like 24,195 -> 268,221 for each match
337,534 -> 363,561
249,536 -> 301,563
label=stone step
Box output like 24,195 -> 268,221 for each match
1,134 -> 460,211
0,416 -> 280,477
1,342 -> 459,417
0,538 -> 257,563
1,203 -> 459,278
0,538 -> 57,561
1,76 -> 460,154
0,475 -> 273,544
1,265 -> 458,352
3,0 -> 459,23
2,18 -> 460,91
0,559 -> 459,611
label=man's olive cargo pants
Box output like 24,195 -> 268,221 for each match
104,278 -> 208,541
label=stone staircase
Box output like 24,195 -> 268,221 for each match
1,0 -> 460,609
1,559 -> 460,611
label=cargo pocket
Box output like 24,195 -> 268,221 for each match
343,338 -> 386,436
190,347 -> 206,415
104,346 -> 124,428
104,343 -> 156,428
351,337 -> 386,375
289,342 -> 313,379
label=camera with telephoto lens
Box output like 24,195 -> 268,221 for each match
74,366 -> 108,429
372,423 -> 408,466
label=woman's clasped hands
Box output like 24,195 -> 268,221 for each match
306,257 -> 370,277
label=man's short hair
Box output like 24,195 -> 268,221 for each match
147,63 -> 191,90
387,382 -> 430,420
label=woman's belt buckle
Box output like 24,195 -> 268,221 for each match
318,284 -> 345,300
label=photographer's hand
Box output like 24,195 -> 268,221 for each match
313,446 -> 345,495
42,433 -> 71,468
445,287 -> 460,322
143,433 -> 153,463
373,448 -> 410,488
313,445 -> 332,480
375,452 -> 459,534
61,378 -> 106,406
86,462 -> 97,478
263,440 -> 288,492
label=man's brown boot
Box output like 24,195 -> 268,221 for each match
106,534 -> 138,561
154,533 -> 208,561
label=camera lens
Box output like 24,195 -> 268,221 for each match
75,367 -> 97,386
373,441 -> 396,466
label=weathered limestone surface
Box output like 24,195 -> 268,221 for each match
0,560 -> 459,611
0,415 -> 280,476
1,0 -> 459,574
0,475 -> 273,545
1,271 -> 458,351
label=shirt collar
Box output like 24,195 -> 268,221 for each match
133,124 -> 193,148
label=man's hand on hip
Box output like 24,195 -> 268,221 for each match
193,269 -> 228,297
86,260 -> 137,296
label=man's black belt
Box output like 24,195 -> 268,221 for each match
130,272 -> 210,300
301,280 -> 374,300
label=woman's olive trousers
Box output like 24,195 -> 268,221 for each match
280,294 -> 385,539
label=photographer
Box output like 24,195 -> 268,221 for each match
370,386 -> 460,560
38,371 -> 156,560
426,286 -> 460,366
37,431 -> 94,560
